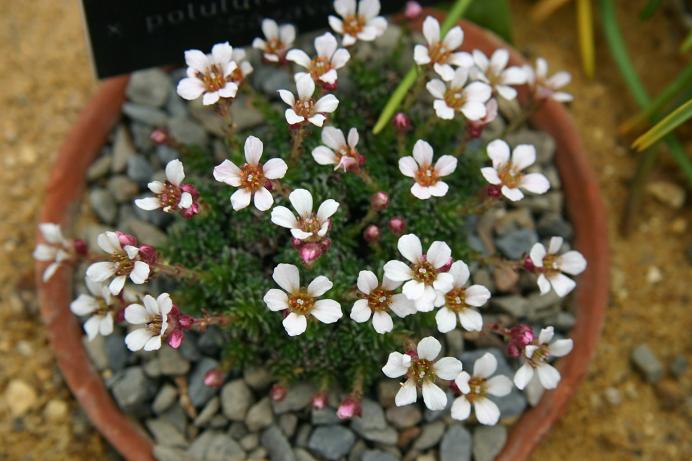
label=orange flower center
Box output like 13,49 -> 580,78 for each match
411,260 -> 437,285
367,287 -> 393,312
464,376 -> 488,403
309,56 -> 333,79
294,99 -> 315,118
265,38 -> 285,55
444,288 -> 468,313
414,164 -> 439,187
297,214 -> 322,237
542,254 -> 560,276
342,15 -> 365,36
197,64 -> 230,92
443,88 -> 466,110
146,314 -> 165,334
428,42 -> 453,64
239,164 -> 265,192
409,357 -> 435,386
159,182 -> 182,211
497,163 -> 522,189
112,251 -> 135,276
288,291 -> 315,315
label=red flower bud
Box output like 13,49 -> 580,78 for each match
370,192 -> 389,211
336,394 -> 362,420
404,1 -> 423,19
115,231 -> 138,247
437,257 -> 453,272
393,112 -> 412,132
321,81 -> 338,92
523,255 -> 536,272
312,391 -> 328,410
270,384 -> 287,401
138,244 -> 158,265
299,243 -> 323,265
73,239 -> 88,256
486,185 -> 502,198
150,128 -> 170,145
363,225 -> 380,243
388,216 -> 407,235
320,238 -> 332,251
203,368 -> 226,388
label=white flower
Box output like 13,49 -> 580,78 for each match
524,58 -> 572,102
399,139 -> 457,199
351,270 -> 416,333
426,67 -> 492,121
529,236 -> 587,297
435,261 -> 491,333
124,293 -> 173,351
480,139 -> 550,201
470,49 -> 527,101
513,326 -> 573,390
70,279 -> 115,341
263,263 -> 342,336
312,126 -> 361,171
271,189 -> 339,241
135,159 -> 194,213
413,16 -> 473,80
383,234 -> 454,312
230,47 -> 254,84
329,0 -> 388,47
33,223 -> 72,282
382,336 -> 462,410
252,19 -> 295,63
287,32 -> 350,86
451,352 -> 513,425
213,136 -> 288,211
278,74 -> 339,127
86,231 -> 150,295
176,42 -> 238,106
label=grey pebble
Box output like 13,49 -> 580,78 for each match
168,116 -> 208,146
472,425 -> 507,461
631,344 -> 664,383
413,421 -> 446,450
111,367 -> 156,415
89,188 -> 117,224
308,425 -> 356,460
261,425 -> 296,461
127,69 -> 172,108
362,449 -> 400,461
188,358 -> 220,408
146,418 -> 188,448
221,379 -> 255,421
123,102 -> 168,126
245,397 -> 274,432
440,424 -> 472,461
152,385 -> 178,415
111,126 -> 136,173
194,397 -> 220,427
271,382 -> 315,414
495,228 -> 538,260
188,430 -> 245,461
127,154 -> 154,186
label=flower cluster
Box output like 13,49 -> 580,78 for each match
36,0 -> 586,428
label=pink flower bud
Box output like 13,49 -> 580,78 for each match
270,384 -> 287,401
73,239 -> 88,256
363,225 -> 380,243
167,330 -> 185,349
320,238 -> 332,251
449,380 -> 461,395
299,243 -> 323,265
180,183 -> 199,200
405,1 -> 423,19
264,179 -> 274,191
150,128 -> 170,145
203,368 -> 226,388
356,153 -> 366,167
291,237 -> 304,249
115,231 -> 138,247
370,192 -> 389,211
181,203 -> 200,219
486,185 -> 502,198
393,112 -> 412,132
388,216 -> 407,235
336,394 -> 362,420
321,81 -> 338,92
138,244 -> 158,265
312,391 -> 328,410
523,255 -> 536,272
507,324 -> 535,357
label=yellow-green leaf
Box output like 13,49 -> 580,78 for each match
632,98 -> 692,151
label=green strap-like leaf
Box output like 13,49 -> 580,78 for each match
633,98 -> 692,151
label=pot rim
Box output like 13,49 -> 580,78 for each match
36,13 -> 608,461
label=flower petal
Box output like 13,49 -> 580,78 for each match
283,312 -> 307,336
417,336 -> 441,360
273,263 -> 300,292
357,270 -> 378,294
244,135 -> 263,165
253,187 -> 274,211
213,159 -> 242,186
474,397 -> 501,425
486,139 -> 510,168
350,299 -> 372,323
486,375 -> 513,397
434,357 -> 463,380
473,352 -> 497,379
398,234 -> 422,263
422,382 -> 447,411
308,276 -> 333,297
382,352 -> 412,378
372,311 -> 393,333
513,363 -> 534,390
412,139 -> 434,166
435,307 -> 457,333
383,260 -> 413,282
395,379 -> 418,406
263,288 -> 289,311
311,299 -> 342,324
465,285 -> 491,307
125,328 -> 154,351
316,199 -> 339,221
165,159 -> 185,186
271,206 -> 298,229
458,308 -> 483,332
289,189 -> 313,217
426,241 -> 451,269
536,363 -> 561,389
451,396 -> 471,421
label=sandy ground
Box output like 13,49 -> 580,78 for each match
0,0 -> 689,460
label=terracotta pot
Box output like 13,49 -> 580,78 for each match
36,13 -> 608,461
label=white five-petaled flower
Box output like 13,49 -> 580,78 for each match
529,236 -> 587,297
124,293 -> 173,351
435,260 -> 491,333
312,126 -> 361,171
70,279 -> 115,341
135,159 -> 194,213
426,66 -> 492,121
287,32 -> 350,86
470,49 -> 527,101
513,326 -> 573,390
176,42 -> 238,106
263,264 -> 342,336
399,139 -> 457,200
414,16 -> 473,80
33,223 -> 72,282
86,231 -> 150,295
383,234 -> 454,312
382,336 -> 462,410
329,0 -> 388,47
351,270 -> 416,334
480,139 -> 550,201
271,189 -> 340,241
451,352 -> 513,425
252,19 -> 296,63
213,136 -> 288,211
524,57 -> 573,102
278,74 -> 339,127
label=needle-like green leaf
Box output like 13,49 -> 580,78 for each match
633,98 -> 692,151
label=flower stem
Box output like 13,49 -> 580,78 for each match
289,125 -> 306,166
456,196 -> 499,217
153,262 -> 201,280
217,99 -> 239,151
503,97 -> 542,136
